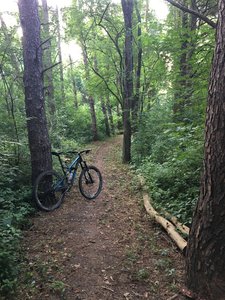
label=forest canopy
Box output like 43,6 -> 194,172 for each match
0,0 -> 219,298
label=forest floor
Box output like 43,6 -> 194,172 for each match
18,135 -> 185,300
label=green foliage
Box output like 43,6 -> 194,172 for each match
0,141 -> 33,298
0,186 -> 33,297
131,2 -> 214,226
0,224 -> 21,296
132,103 -> 172,163
0,13 -> 34,296
53,105 -> 93,145
133,105 -> 204,225
0,0 -> 218,296
49,280 -> 66,295
134,268 -> 149,281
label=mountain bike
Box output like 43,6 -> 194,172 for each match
33,149 -> 102,212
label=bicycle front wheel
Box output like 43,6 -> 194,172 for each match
79,166 -> 102,200
34,170 -> 66,211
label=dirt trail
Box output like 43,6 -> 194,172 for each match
19,135 -> 184,300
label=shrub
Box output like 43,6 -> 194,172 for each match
133,106 -> 204,225
0,186 -> 32,297
0,144 -> 33,298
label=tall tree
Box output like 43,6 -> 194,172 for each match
165,0 -> 217,28
165,0 -> 215,123
133,0 -> 142,125
121,0 -> 134,163
106,94 -> 115,135
41,0 -> 56,115
55,6 -> 66,103
93,56 -> 111,137
173,1 -> 191,120
100,96 -> 111,137
64,0 -> 99,140
18,0 -> 52,185
69,55 -> 78,108
186,0 -> 225,298
82,47 -> 98,141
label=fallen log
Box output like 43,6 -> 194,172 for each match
162,210 -> 190,236
138,174 -> 189,251
143,192 -> 187,252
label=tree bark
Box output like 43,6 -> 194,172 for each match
93,56 -> 110,137
143,193 -> 187,252
89,95 -> 98,141
69,55 -> 78,109
121,0 -> 134,163
55,6 -> 65,103
139,175 -> 189,248
18,0 -> 52,185
82,47 -> 98,141
132,0 -> 142,126
100,97 -> 111,137
173,4 -> 189,120
106,94 -> 115,135
116,103 -> 123,131
186,1 -> 225,299
173,0 -> 198,122
165,0 -> 217,28
41,0 -> 56,115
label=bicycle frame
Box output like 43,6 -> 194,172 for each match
52,150 -> 90,187
34,148 -> 102,211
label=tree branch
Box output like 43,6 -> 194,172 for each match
165,0 -> 217,29
98,2 -> 110,25
38,37 -> 52,49
87,56 -> 122,105
42,61 -> 61,74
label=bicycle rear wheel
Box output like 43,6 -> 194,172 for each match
79,165 -> 102,200
34,170 -> 66,211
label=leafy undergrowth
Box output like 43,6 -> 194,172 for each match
0,189 -> 34,298
17,135 -> 184,299
132,108 -> 203,226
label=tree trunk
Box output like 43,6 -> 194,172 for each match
89,96 -> 98,141
93,57 -> 110,137
173,0 -> 198,122
173,3 -> 189,120
190,0 -> 198,31
100,97 -> 110,137
18,0 -> 52,185
55,6 -> 65,103
133,0 -> 142,126
106,94 -> 115,135
145,0 -> 149,30
186,1 -> 225,299
41,0 -> 56,115
82,47 -> 98,141
121,0 -> 134,163
116,103 -> 122,131
69,55 -> 78,109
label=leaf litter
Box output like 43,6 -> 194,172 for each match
18,135 -> 184,299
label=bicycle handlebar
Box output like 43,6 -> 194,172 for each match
51,149 -> 91,156
79,149 -> 91,155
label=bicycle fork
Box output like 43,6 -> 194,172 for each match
80,160 -> 94,184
